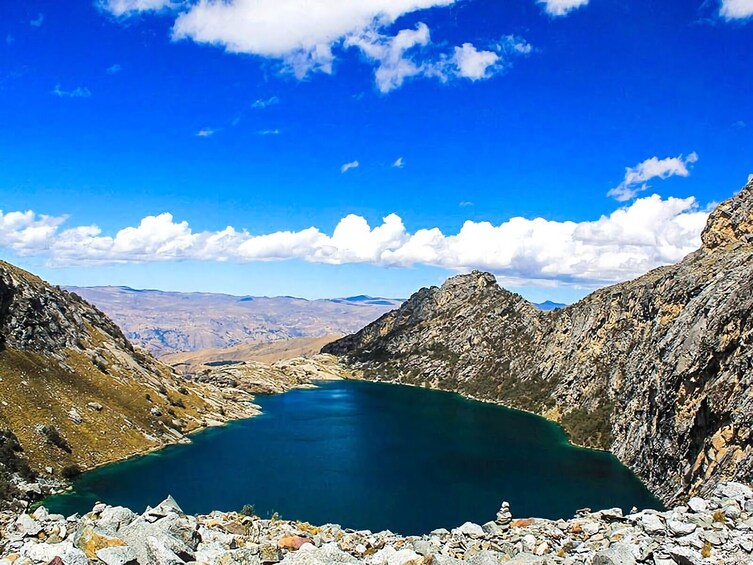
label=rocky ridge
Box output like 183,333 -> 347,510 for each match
3,482 -> 753,564
324,178 -> 753,506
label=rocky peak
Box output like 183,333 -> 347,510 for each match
0,261 -> 131,356
701,176 -> 753,250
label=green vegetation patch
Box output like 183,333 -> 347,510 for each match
560,400 -> 615,450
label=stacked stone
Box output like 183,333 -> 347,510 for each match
495,502 -> 512,530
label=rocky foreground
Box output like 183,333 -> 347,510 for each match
3,482 -> 753,564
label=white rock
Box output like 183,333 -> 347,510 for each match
687,498 -> 708,513
640,514 -> 665,534
718,482 -> 753,502
15,514 -> 42,536
24,541 -> 87,565
97,545 -> 138,565
522,534 -> 537,552
581,521 -> 602,536
68,408 -> 82,424
31,506 -> 49,521
368,545 -> 421,565
451,522 -> 485,537
667,520 -> 696,536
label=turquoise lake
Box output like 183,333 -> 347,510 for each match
44,380 -> 662,535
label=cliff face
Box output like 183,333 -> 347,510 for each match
324,179 -> 753,505
0,261 -> 259,491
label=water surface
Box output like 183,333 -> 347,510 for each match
45,380 -> 661,534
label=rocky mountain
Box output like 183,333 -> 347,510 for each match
0,262 -> 337,505
67,286 -> 403,357
324,178 -> 753,507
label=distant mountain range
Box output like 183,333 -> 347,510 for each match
66,286 -> 405,357
533,300 -> 566,311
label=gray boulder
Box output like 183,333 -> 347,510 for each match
279,542 -> 358,564
592,544 -> 636,565
96,545 -> 139,565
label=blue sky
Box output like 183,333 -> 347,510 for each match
1,0 -> 751,302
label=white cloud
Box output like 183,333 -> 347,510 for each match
0,195 -> 709,288
30,14 -> 45,27
51,85 -> 92,98
347,26 -> 532,92
172,0 -> 454,65
252,96 -> 279,109
346,23 -> 431,92
195,128 -> 215,137
0,210 -> 66,256
452,43 -> 499,80
341,160 -> 360,173
538,0 -> 590,16
257,129 -> 281,136
100,0 -> 534,91
100,0 -> 174,17
720,0 -> 753,19
107,64 -> 123,74
393,157 -> 405,168
608,153 -> 699,202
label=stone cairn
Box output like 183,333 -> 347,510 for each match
495,501 -> 512,530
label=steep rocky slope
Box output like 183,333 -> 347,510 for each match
325,179 -> 753,506
68,286 -> 402,357
0,262 -> 263,499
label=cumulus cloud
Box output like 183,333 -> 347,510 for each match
538,0 -> 590,16
393,157 -> 405,168
51,85 -> 92,98
171,0 -> 455,62
341,160 -> 360,173
99,0 -> 533,91
720,0 -> 753,19
608,153 -> 699,202
0,195 -> 709,288
452,43 -> 499,80
100,0 -> 174,17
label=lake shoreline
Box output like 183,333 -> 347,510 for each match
41,379 -> 661,532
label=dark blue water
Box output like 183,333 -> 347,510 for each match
44,380 -> 661,534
